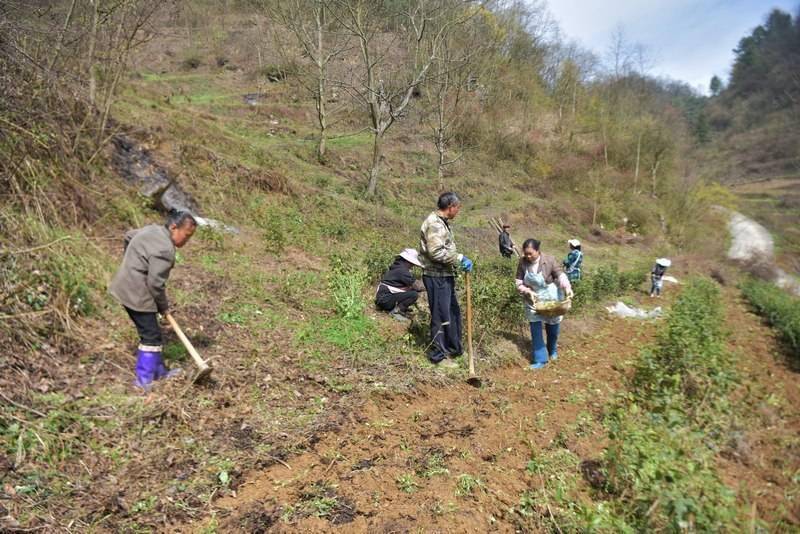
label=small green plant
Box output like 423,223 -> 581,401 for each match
396,473 -> 419,493
420,452 -> 450,478
131,495 -> 158,514
455,474 -> 484,497
329,255 -> 368,319
195,225 -> 225,250
218,311 -> 246,325
162,341 -> 187,363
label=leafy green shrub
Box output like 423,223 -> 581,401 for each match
603,408 -> 738,532
329,255 -> 368,319
595,279 -> 742,532
571,264 -> 646,310
469,257 -> 521,335
740,278 -> 800,360
362,243 -> 399,283
194,224 -> 225,250
633,278 -> 736,411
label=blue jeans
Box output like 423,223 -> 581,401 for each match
530,321 -> 560,364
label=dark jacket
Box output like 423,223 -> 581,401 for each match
377,258 -> 424,298
499,231 -> 514,257
109,224 -> 175,313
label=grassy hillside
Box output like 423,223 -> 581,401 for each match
3,2 -> 798,532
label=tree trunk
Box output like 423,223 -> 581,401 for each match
48,0 -> 77,73
366,130 -> 382,197
436,89 -> 446,185
571,81 -> 577,118
601,115 -> 609,168
651,157 -> 661,198
315,6 -> 327,162
88,0 -> 99,106
437,133 -> 445,188
634,131 -> 642,193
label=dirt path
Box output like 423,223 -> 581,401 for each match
184,314 -> 657,532
717,288 -> 800,527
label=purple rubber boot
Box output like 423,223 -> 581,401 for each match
135,346 -> 181,389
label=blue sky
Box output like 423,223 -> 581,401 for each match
548,0 -> 799,93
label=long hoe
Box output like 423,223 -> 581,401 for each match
465,272 -> 481,387
165,313 -> 213,384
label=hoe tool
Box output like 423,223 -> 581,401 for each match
165,313 -> 212,383
465,272 -> 481,387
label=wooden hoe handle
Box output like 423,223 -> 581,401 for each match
466,272 -> 476,377
165,313 -> 210,372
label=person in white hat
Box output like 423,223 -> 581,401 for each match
563,239 -> 583,282
375,248 -> 426,321
650,258 -> 671,297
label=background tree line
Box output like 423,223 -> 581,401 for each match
2,0 -> 746,241
696,6 -> 800,184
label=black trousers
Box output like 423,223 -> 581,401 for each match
376,290 -> 419,313
124,307 -> 162,346
422,275 -> 463,362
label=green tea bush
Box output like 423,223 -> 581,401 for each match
469,257 -> 521,335
572,264 -> 646,310
363,243 -> 400,283
633,278 -> 736,411
740,278 -> 800,360
588,279 -> 742,532
603,408 -> 738,532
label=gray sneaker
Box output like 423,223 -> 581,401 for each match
389,310 -> 411,322
437,358 -> 458,369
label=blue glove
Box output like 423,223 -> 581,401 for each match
460,256 -> 473,272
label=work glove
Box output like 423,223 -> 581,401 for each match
460,256 -> 473,273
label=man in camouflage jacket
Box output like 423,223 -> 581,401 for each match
419,192 -> 473,367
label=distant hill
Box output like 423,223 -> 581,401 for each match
697,7 -> 800,184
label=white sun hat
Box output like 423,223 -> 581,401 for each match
656,258 -> 672,267
399,248 -> 423,267
568,239 -> 581,247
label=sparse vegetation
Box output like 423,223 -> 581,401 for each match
0,0 -> 797,531
740,278 -> 800,360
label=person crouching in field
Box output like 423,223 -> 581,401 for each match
375,248 -> 426,322
109,210 -> 197,388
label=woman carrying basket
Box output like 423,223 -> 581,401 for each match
515,239 -> 574,369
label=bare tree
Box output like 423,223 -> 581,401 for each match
267,0 -> 352,162
3,0 -> 160,149
607,24 -> 633,81
423,2 -> 495,183
332,0 -> 469,197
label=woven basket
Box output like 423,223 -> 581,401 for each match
534,297 -> 572,317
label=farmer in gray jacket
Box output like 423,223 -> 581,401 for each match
109,210 -> 197,388
419,192 -> 473,368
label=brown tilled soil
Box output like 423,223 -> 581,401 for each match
180,286 -> 800,533
716,291 -> 800,528
190,311 -> 654,532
